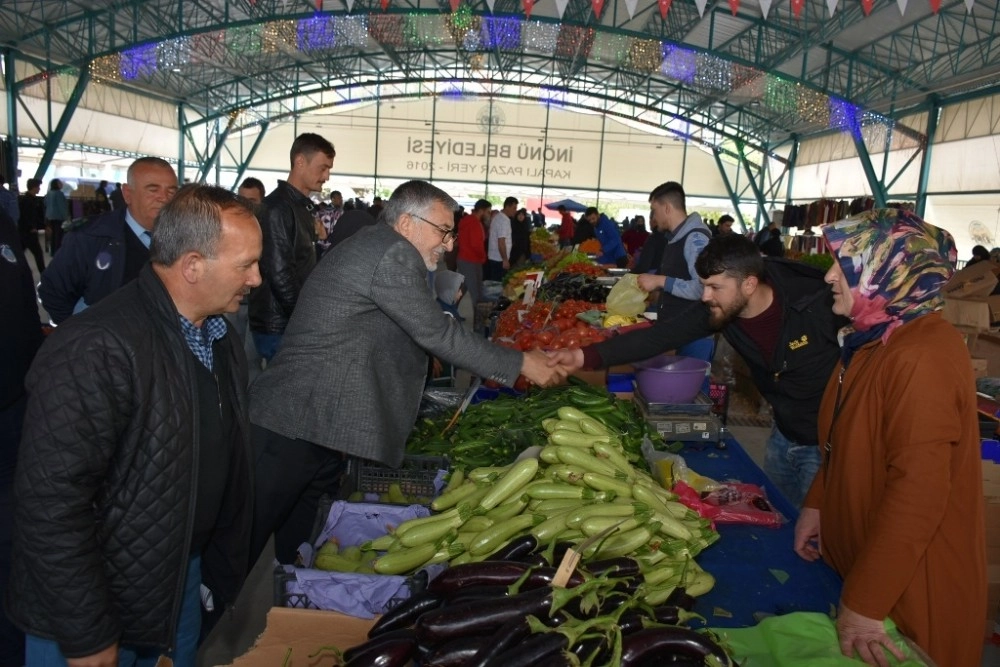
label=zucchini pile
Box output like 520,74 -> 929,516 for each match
406,383 -> 664,471
341,560 -> 735,667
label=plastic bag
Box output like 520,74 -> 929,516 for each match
710,612 -> 934,666
643,442 -> 723,493
675,480 -> 785,528
605,273 -> 648,317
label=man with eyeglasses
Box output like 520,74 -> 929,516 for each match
246,180 -> 569,566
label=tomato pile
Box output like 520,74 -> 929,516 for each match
547,262 -> 606,280
493,298 -> 608,353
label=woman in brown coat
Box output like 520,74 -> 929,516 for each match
794,209 -> 986,667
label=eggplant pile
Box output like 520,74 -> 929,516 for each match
537,273 -> 608,303
342,559 -> 736,667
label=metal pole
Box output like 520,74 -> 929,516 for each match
539,101 -> 551,202
484,96 -> 493,193
3,50 -> 18,184
177,104 -> 186,183
595,111 -> 606,206
232,121 -> 269,190
915,100 -> 939,218
373,81 -> 381,194
430,93 -> 437,182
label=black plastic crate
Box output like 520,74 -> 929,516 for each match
338,454 -> 448,505
273,566 -> 318,609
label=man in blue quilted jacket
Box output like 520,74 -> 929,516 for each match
7,185 -> 261,667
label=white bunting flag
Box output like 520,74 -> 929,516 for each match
345,0 -> 354,11
896,0 -> 907,13
757,0 -> 773,16
694,0 -> 709,16
624,0 -> 640,19
826,0 -> 839,14
555,0 -> 570,17
485,0 -> 495,10
965,0 -> 975,12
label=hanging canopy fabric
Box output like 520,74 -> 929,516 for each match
544,199 -> 588,212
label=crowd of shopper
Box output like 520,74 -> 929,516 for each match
0,142 -> 988,667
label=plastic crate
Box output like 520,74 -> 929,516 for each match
338,454 -> 448,504
708,382 -> 731,425
273,566 -> 318,609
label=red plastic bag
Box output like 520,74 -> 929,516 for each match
674,481 -> 785,528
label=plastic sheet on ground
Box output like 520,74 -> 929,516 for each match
710,612 -> 933,666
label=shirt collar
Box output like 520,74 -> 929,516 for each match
125,209 -> 152,248
180,314 -> 229,343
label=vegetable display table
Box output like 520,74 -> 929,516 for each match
678,437 -> 842,627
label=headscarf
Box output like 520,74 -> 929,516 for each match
821,208 -> 956,361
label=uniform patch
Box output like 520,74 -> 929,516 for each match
95,250 -> 113,270
788,334 -> 809,350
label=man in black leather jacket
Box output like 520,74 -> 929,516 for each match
249,132 -> 335,361
550,234 -> 847,507
7,185 -> 262,667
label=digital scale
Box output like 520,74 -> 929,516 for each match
633,386 -> 727,444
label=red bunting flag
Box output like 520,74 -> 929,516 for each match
381,0 -> 389,10
450,0 -> 461,10
658,0 -> 673,18
860,0 -> 874,13
791,0 -> 805,16
592,0 -> 606,16
523,0 -> 535,17
929,0 -> 941,9
729,0 -> 740,12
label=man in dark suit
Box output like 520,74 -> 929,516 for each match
37,157 -> 178,324
248,180 -> 568,565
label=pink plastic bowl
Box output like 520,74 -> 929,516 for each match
633,354 -> 711,404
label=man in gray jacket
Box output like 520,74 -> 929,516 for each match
249,180 -> 566,564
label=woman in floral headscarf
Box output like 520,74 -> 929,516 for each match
793,209 -> 986,666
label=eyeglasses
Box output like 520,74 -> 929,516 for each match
411,213 -> 457,243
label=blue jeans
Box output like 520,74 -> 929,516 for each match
677,336 -> 715,396
251,332 -> 283,363
26,555 -> 202,667
763,426 -> 823,508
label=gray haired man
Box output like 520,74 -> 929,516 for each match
248,180 -> 568,565
8,185 -> 261,667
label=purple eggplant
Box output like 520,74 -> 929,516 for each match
484,630 -> 568,667
448,585 -> 510,604
572,634 -> 611,664
584,556 -> 642,578
415,587 -> 553,645
367,590 -> 445,638
491,534 -> 538,561
515,553 -> 550,568
620,627 -> 733,666
665,587 -> 697,612
422,635 -> 491,667
618,606 -> 681,635
467,616 -> 532,667
343,630 -> 416,663
343,634 -> 417,667
428,561 -> 532,596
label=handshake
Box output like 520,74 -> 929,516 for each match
518,348 -> 588,388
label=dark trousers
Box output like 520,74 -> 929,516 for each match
484,259 -> 505,282
248,424 -> 346,567
0,395 -> 27,667
20,232 -> 45,273
46,221 -> 64,256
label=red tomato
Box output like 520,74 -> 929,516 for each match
536,330 -> 555,345
576,322 -> 591,332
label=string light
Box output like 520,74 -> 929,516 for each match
120,45 -> 157,80
522,21 -> 559,55
764,75 -> 797,116
661,44 -> 696,83
226,25 -> 263,55
298,15 -> 337,52
368,15 -> 406,47
556,26 -> 594,59
628,39 -> 661,74
334,15 -> 370,48
262,20 -> 296,53
447,4 -> 481,49
591,33 -> 631,65
481,16 -> 522,51
91,54 -> 123,83
157,38 -> 191,72
796,85 -> 829,125
404,15 -> 447,47
694,53 -> 730,93
190,31 -> 226,64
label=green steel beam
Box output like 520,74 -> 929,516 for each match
851,128 -> 888,208
178,103 -> 186,184
4,49 -> 17,183
713,150 -> 745,226
197,114 -> 236,183
33,64 -> 90,181
915,100 -> 940,218
737,143 -> 771,230
230,121 -> 269,190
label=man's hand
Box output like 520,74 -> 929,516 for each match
67,643 -> 118,667
314,219 -> 328,241
547,348 -> 584,373
502,259 -> 510,270
636,273 -> 666,292
793,507 -> 822,561
836,604 -> 906,667
521,349 -> 569,387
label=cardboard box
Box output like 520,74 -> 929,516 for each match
942,296 -> 1000,331
966,331 -> 1000,376
943,260 -> 1000,299
227,608 -> 375,667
